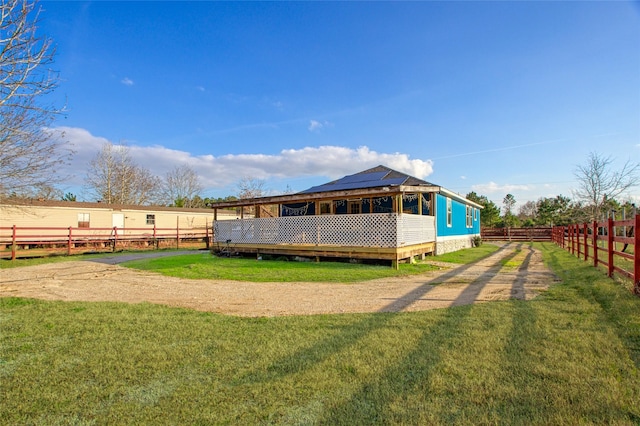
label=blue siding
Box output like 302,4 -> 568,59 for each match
435,193 -> 480,237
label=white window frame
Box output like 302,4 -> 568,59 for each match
77,213 -> 90,228
466,205 -> 473,228
146,214 -> 156,225
446,197 -> 452,227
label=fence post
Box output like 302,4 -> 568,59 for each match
113,227 -> 118,252
68,227 -> 73,256
592,220 -> 598,268
576,224 -> 582,258
176,217 -> 180,250
153,224 -> 157,250
583,222 -> 588,261
607,217 -> 614,278
570,225 -> 575,255
634,214 -> 640,295
11,225 -> 16,261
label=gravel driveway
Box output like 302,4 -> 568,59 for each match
0,242 -> 557,317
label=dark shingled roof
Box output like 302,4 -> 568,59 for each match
299,165 -> 435,194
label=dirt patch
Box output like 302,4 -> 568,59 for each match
0,242 -> 558,317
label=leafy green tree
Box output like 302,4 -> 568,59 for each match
536,195 -> 572,226
61,192 -> 76,202
466,191 -> 501,227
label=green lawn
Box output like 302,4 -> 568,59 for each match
1,242 -> 639,424
119,244 -> 499,282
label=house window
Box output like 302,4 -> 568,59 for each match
320,201 -> 332,215
348,200 -> 361,214
446,198 -> 452,227
466,206 -> 473,228
474,208 -> 478,221
146,214 -> 156,225
77,213 -> 90,228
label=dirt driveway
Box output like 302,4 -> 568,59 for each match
0,242 -> 557,317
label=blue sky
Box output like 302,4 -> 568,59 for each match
40,1 -> 640,207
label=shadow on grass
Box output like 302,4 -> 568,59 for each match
237,243 -> 525,397
539,242 -> 640,371
316,245 -> 529,423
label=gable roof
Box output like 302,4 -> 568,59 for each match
299,165 -> 434,194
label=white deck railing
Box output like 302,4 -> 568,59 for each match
213,213 -> 435,248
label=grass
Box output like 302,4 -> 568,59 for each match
1,243 -> 640,424
0,249 -> 196,269
0,243 -> 499,282
120,244 -> 498,282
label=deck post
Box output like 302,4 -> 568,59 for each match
205,220 -> 210,250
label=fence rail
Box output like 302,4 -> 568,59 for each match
0,225 -> 211,260
552,215 -> 639,295
482,227 -> 552,242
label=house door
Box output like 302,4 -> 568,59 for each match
112,213 -> 124,229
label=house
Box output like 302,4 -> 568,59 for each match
0,199 -> 238,252
210,165 -> 482,267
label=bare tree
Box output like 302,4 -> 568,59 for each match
517,200 -> 537,222
0,0 -> 70,200
161,164 -> 203,207
85,141 -> 161,205
573,152 -> 640,221
237,176 -> 266,199
503,193 -> 516,227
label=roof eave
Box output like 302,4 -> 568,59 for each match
210,185 -> 441,209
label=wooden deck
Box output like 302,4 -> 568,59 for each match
215,241 -> 436,267
213,213 -> 437,268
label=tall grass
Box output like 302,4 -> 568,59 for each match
1,243 -> 639,424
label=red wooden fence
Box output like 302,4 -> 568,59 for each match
552,215 -> 640,295
482,227 -> 552,242
0,224 -> 211,260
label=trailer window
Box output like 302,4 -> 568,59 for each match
77,213 -> 90,228
146,214 -> 156,225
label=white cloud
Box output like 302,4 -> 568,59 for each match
121,77 -> 134,86
471,181 -> 533,194
308,120 -> 333,132
196,86 -> 205,92
49,126 -> 435,194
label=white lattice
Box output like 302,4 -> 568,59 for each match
397,214 -> 436,246
214,213 -> 435,248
